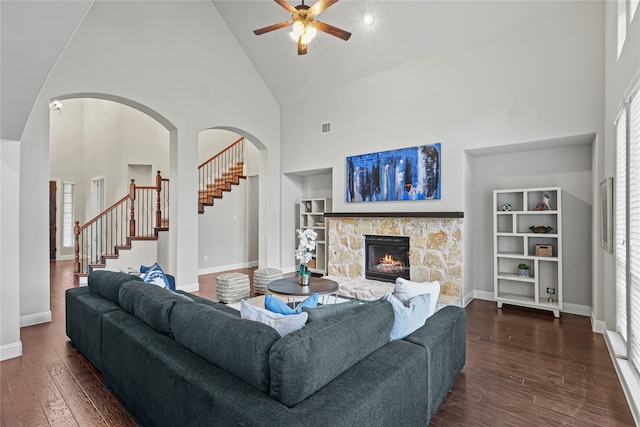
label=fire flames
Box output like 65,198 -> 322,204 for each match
375,254 -> 404,273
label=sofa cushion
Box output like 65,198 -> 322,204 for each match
88,270 -> 144,305
118,281 -> 191,336
241,300 -> 308,336
175,291 -> 240,316
301,299 -> 361,322
395,278 -> 440,317
269,298 -> 393,407
171,302 -> 281,393
65,287 -> 121,372
384,292 -> 431,340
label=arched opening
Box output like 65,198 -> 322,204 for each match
49,94 -> 174,270
197,129 -> 260,273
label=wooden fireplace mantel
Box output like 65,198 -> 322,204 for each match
324,212 -> 464,218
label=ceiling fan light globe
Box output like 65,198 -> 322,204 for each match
289,21 -> 305,41
301,26 -> 317,44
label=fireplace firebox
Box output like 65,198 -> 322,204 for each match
364,235 -> 410,283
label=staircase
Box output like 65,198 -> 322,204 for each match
73,138 -> 246,285
73,171 -> 169,285
198,137 -> 246,214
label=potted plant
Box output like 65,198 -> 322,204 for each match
518,263 -> 531,277
295,228 -> 317,286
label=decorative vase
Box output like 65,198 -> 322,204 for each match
518,268 -> 530,277
299,263 -> 310,285
300,273 -> 310,286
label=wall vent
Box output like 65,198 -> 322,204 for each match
321,121 -> 332,134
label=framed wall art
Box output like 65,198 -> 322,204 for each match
599,177 -> 613,253
346,144 -> 441,203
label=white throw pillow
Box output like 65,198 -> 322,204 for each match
395,278 -> 440,317
240,300 -> 307,336
384,292 -> 431,340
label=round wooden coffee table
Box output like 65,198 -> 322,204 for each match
267,277 -> 339,306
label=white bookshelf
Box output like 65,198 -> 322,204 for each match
299,198 -> 331,275
493,187 -> 562,317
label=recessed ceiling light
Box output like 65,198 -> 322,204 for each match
362,11 -> 375,26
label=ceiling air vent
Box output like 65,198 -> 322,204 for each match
321,121 -> 332,134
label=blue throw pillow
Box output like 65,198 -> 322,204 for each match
265,294 -> 318,315
384,292 -> 431,340
140,263 -> 170,289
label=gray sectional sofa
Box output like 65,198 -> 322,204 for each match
65,270 -> 466,426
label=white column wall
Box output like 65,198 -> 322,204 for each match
1,139 -> 23,360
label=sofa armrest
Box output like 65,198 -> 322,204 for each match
403,305 -> 466,420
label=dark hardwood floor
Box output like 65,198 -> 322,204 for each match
0,260 -> 634,426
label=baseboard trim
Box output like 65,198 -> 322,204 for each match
20,311 -> 52,328
563,302 -> 591,317
198,261 -> 258,276
0,341 -> 23,361
471,290 -> 494,302
57,254 -> 75,261
591,307 -> 607,333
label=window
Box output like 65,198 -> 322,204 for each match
618,0 -> 627,58
629,89 -> 640,373
62,182 -> 75,247
615,82 -> 640,382
618,0 -> 639,58
616,108 -> 627,341
613,81 -> 640,421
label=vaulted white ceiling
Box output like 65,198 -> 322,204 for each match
214,0 -> 556,104
1,0 -> 559,141
0,0 -> 92,141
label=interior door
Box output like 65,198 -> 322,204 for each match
49,180 -> 57,260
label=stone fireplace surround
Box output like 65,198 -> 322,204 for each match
325,212 -> 463,305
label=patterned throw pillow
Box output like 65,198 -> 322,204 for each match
140,263 -> 170,288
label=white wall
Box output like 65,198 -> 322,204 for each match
467,142 -> 593,310
280,1 -> 604,314
16,1 -> 280,335
1,140 -> 23,360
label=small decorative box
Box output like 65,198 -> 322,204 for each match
535,245 -> 553,257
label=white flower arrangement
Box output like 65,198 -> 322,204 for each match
295,228 -> 317,274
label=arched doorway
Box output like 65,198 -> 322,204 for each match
49,94 -> 174,266
197,129 -> 260,273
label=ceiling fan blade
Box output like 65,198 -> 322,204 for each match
253,21 -> 291,35
309,0 -> 339,16
275,0 -> 297,13
314,20 -> 351,41
298,37 -> 308,55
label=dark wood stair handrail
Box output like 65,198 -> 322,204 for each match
74,171 -> 169,281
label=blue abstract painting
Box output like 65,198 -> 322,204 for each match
346,144 -> 441,202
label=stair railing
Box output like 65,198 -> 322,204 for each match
198,136 -> 245,193
74,171 -> 169,278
